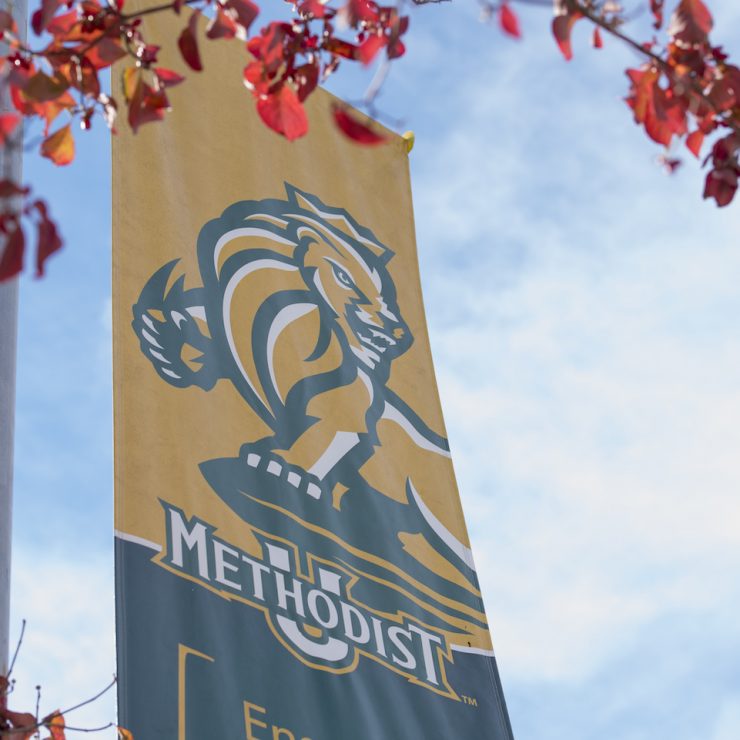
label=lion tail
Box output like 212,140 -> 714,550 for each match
132,260 -> 218,390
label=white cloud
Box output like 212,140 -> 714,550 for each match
402,1 -> 740,711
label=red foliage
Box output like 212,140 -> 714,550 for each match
178,10 -> 203,71
332,103 -> 387,144
0,0 -> 737,282
499,3 -> 520,40
552,10 -> 582,62
256,84 -> 308,141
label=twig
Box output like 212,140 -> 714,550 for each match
57,676 -> 116,717
7,620 -> 25,678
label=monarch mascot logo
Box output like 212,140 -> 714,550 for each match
132,185 -> 488,695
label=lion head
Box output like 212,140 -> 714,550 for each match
134,185 -> 413,437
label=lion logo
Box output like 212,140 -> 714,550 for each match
132,185 -> 485,631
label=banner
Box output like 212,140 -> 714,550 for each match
113,11 -> 514,739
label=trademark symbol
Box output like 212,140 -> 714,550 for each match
461,695 -> 478,707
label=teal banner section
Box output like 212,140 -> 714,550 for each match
116,537 -> 514,739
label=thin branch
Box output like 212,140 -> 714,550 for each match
6,620 -> 25,678
62,721 -> 116,733
57,676 -> 116,717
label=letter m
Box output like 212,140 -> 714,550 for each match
165,504 -> 211,581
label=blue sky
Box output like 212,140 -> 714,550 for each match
7,1 -> 740,737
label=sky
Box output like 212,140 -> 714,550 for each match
6,1 -> 740,738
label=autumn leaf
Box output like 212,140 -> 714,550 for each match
0,707 -> 36,738
0,223 -> 25,282
178,11 -> 203,72
122,67 -> 139,102
225,0 -> 259,31
626,67 -> 687,147
41,123 -> 75,165
686,129 -> 704,157
325,37 -> 358,60
331,103 -> 387,145
155,68 -> 186,88
46,9 -> 77,36
85,37 -> 127,70
0,9 -> 17,36
358,34 -> 385,66
294,61 -> 319,102
552,11 -> 582,61
592,27 -> 603,49
42,710 -> 66,740
32,200 -> 63,278
0,113 -> 20,144
256,85 -> 308,141
243,61 -> 269,95
127,78 -> 169,133
668,0 -> 713,46
298,0 -> 326,18
343,0 -> 377,27
31,0 -> 63,35
0,179 -> 29,198
499,3 -> 521,40
206,7 -> 238,40
650,0 -> 665,28
703,167 -> 737,207
22,70 -> 70,103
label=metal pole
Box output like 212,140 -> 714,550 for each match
0,0 -> 26,678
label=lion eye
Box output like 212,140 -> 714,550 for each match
330,263 -> 355,290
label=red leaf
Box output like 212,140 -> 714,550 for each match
31,0 -> 62,35
225,0 -> 259,30
331,103 -> 387,145
686,129 -> 704,157
206,7 -> 237,40
127,77 -> 168,133
243,61 -> 268,94
499,2 -> 521,39
0,223 -> 25,282
294,61 -> 319,102
298,0 -> 326,18
387,37 -> 405,59
178,11 -> 203,72
668,0 -> 713,46
343,0 -> 377,26
0,179 -> 29,198
552,12 -> 581,61
659,155 -> 682,173
155,67 -> 186,87
85,37 -> 127,70
0,9 -> 18,35
256,85 -> 308,141
703,167 -> 737,207
46,9 -> 78,36
706,66 -> 740,113
0,113 -> 20,144
625,67 -> 686,147
22,70 -> 70,102
650,0 -> 664,28
33,201 -> 63,278
324,37 -> 358,60
41,123 -> 75,165
592,27 -> 603,49
358,33 -> 385,65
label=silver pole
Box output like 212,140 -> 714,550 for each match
0,0 -> 26,678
